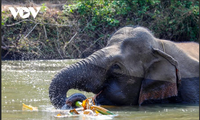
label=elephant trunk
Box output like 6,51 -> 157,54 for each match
49,50 -> 110,108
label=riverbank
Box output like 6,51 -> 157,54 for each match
1,0 -> 199,60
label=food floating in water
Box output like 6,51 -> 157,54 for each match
22,103 -> 38,111
55,97 -> 116,119
21,94 -> 117,119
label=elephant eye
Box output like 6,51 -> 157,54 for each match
111,63 -> 121,70
107,63 -> 123,76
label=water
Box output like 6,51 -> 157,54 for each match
2,60 -> 199,120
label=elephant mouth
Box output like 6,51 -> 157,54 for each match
93,78 -> 121,105
92,85 -> 107,96
94,74 -> 143,105
94,90 -> 103,99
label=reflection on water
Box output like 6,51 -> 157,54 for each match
2,60 -> 199,120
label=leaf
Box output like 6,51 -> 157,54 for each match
69,9 -> 73,13
169,20 -> 174,24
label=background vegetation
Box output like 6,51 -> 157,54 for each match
1,0 -> 199,60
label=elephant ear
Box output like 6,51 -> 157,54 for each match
138,48 -> 181,105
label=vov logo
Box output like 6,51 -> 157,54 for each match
9,7 -> 41,19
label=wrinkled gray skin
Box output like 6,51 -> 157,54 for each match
49,26 -> 199,109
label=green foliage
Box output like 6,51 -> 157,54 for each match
1,0 -> 199,60
63,0 -> 199,42
40,3 -> 47,12
63,0 -> 161,28
1,11 -> 9,25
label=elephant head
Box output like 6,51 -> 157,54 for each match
49,26 -> 181,109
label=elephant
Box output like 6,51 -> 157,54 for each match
49,26 -> 199,109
